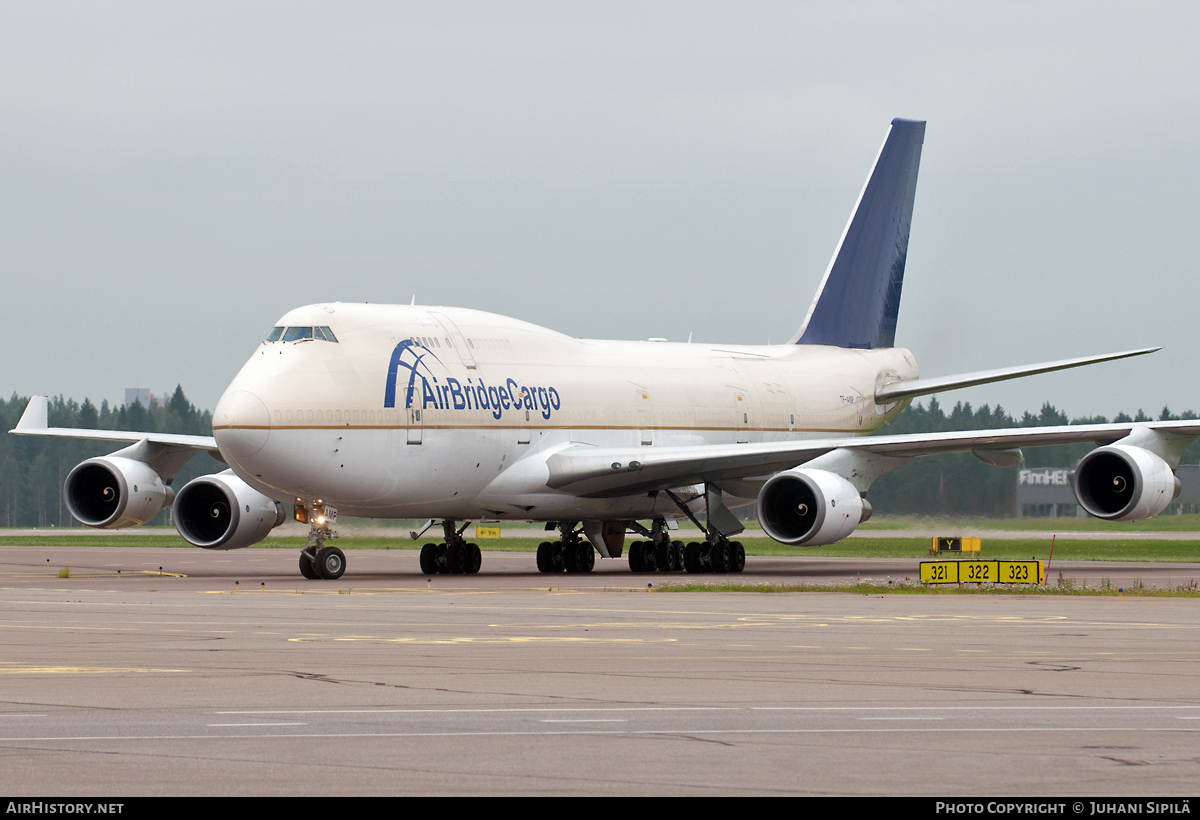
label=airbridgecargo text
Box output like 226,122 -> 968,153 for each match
383,340 -> 562,420
414,377 -> 560,421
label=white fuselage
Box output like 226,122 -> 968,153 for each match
212,303 -> 917,521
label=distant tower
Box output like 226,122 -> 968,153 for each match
124,388 -> 150,408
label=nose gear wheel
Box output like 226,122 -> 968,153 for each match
315,546 -> 346,579
299,547 -> 320,579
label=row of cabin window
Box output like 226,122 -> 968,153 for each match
265,326 -> 339,343
265,327 -> 512,350
411,335 -> 512,351
277,408 -> 394,423
272,407 -> 802,427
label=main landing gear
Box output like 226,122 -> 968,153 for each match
536,523 -> 596,574
626,518 -> 680,573
658,489 -> 747,575
298,502 -> 345,580
624,518 -> 744,574
419,520 -> 482,575
630,538 -> 745,573
680,539 -> 746,574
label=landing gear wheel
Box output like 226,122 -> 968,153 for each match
536,541 -> 556,573
683,542 -> 702,574
710,541 -> 731,573
670,540 -> 684,572
465,543 -> 482,574
434,543 -> 448,574
315,546 -> 346,580
446,542 -> 466,574
575,542 -> 595,573
299,548 -> 320,579
629,541 -> 647,572
730,541 -> 746,573
654,540 -> 672,573
419,543 -> 439,575
563,541 -> 581,573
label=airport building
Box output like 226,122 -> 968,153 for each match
1017,465 -> 1200,517
124,388 -> 164,409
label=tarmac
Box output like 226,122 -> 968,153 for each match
0,545 -> 1195,592
0,545 -> 1198,795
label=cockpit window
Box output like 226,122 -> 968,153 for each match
278,326 -> 338,343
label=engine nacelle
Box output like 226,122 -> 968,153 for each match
1074,444 -> 1179,522
173,472 -> 286,550
64,456 -> 174,528
756,468 -> 869,546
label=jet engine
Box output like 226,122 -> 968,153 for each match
756,468 -> 871,546
64,457 -> 174,529
1073,445 -> 1179,521
173,472 -> 286,550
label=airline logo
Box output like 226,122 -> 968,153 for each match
383,340 -> 561,420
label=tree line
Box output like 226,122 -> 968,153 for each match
0,387 -> 222,528
0,389 -> 1196,527
867,398 -> 1200,517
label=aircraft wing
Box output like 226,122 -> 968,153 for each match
874,348 -> 1159,404
10,395 -> 219,451
545,420 -> 1200,498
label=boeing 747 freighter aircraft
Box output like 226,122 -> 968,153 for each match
15,119 -> 1198,579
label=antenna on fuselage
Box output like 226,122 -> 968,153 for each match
687,332 -> 693,344
410,294 -> 416,306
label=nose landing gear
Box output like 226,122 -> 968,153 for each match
297,501 -> 345,580
418,520 -> 482,575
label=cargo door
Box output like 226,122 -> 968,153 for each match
518,407 -> 531,445
407,407 -> 423,445
733,390 -> 750,443
634,384 -> 653,445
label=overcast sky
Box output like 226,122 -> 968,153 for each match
3,2 -> 1198,419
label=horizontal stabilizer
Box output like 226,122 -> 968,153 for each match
874,347 -> 1159,404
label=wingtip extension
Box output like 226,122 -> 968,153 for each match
15,396 -> 50,431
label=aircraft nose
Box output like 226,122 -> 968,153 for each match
213,389 -> 271,458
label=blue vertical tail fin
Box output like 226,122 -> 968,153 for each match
792,118 -> 925,349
